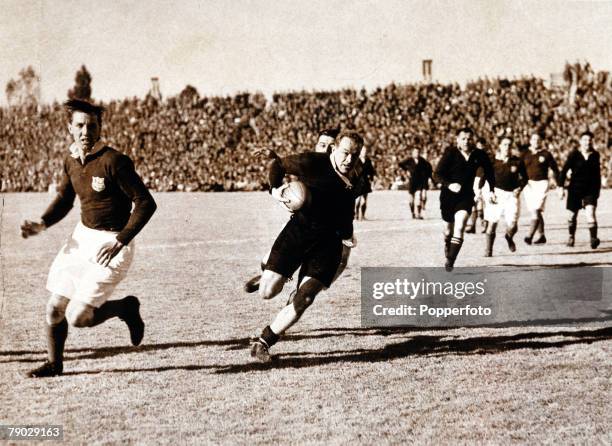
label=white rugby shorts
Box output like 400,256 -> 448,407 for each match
46,222 -> 134,307
523,179 -> 549,212
484,188 -> 520,226
473,176 -> 490,202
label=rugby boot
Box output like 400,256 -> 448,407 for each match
533,235 -> 547,244
122,296 -> 145,346
591,238 -> 600,249
250,339 -> 272,363
27,361 -> 63,378
244,274 -> 261,293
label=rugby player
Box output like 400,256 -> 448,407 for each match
466,138 -> 491,233
399,146 -> 433,219
558,131 -> 601,249
521,132 -> 559,245
434,127 -> 495,270
243,127 -> 349,294
354,145 -> 376,220
20,99 -> 157,377
482,136 -> 528,257
250,131 -> 363,362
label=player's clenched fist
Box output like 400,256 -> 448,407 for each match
20,220 -> 46,238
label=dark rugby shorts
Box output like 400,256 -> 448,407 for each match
440,190 -> 474,223
566,189 -> 598,212
265,218 -> 343,288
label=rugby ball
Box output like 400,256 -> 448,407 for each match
281,181 -> 310,212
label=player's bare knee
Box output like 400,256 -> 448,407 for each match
585,206 -> 596,224
292,279 -> 323,314
65,303 -> 95,327
259,276 -> 284,300
292,291 -> 314,314
45,295 -> 68,326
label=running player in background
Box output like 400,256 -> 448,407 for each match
521,132 -> 559,245
466,137 -> 490,233
434,127 -> 495,270
483,136 -> 528,257
354,145 -> 376,220
399,146 -> 433,219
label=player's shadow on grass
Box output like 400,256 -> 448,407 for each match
0,337 -> 253,364
5,324 -> 611,375
213,325 -> 612,374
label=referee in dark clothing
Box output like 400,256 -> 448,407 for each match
558,131 -> 601,249
20,99 -> 157,377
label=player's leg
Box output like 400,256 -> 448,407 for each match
252,277 -> 326,362
408,191 -> 416,218
414,190 -> 423,219
443,221 -> 454,259
27,294 -> 69,378
446,210 -> 469,270
258,270 -> 288,300
485,222 -> 497,257
565,188 -> 580,247
585,204 -> 599,249
244,250 -> 270,293
567,210 -> 578,247
421,188 -> 428,211
360,193 -> 369,220
332,245 -> 351,284
504,194 -> 519,253
533,209 -> 547,244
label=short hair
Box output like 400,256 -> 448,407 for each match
580,130 -> 594,139
336,130 -> 364,151
64,99 -> 104,124
318,127 -> 340,140
477,137 -> 487,146
500,135 -> 513,144
457,127 -> 474,136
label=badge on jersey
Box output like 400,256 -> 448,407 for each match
538,156 -> 545,163
91,176 -> 105,192
511,165 -> 517,173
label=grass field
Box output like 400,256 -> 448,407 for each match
1,190 -> 611,445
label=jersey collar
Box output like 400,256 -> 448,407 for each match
70,140 -> 105,163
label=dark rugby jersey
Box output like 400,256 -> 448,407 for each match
41,145 -> 157,245
521,150 -> 559,182
434,147 -> 495,197
352,157 -> 376,197
269,152 -> 354,240
399,156 -> 433,188
558,149 -> 601,196
492,156 -> 528,192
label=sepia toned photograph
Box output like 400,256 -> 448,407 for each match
0,0 -> 610,444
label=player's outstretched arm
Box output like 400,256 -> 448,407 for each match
20,220 -> 46,239
252,147 -> 280,161
37,164 -> 76,232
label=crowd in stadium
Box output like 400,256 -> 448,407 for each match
2,63 -> 611,192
